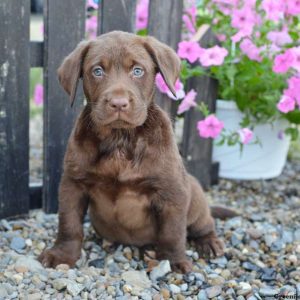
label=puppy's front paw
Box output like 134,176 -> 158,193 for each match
38,244 -> 80,268
171,260 -> 193,274
195,234 -> 224,258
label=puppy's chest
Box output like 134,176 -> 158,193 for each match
90,186 -> 153,231
95,150 -> 140,181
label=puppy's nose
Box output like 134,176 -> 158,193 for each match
109,97 -> 129,111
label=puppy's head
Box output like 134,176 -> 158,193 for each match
57,31 -> 181,129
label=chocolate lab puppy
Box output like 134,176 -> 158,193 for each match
39,31 -> 235,273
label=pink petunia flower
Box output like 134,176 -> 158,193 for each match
231,7 -> 256,31
216,34 -> 227,42
86,16 -> 98,39
240,39 -> 262,62
155,73 -> 185,100
199,46 -> 228,67
284,75 -> 300,105
238,128 -> 253,144
212,0 -> 239,15
267,30 -> 292,47
231,27 -> 253,43
182,14 -> 196,34
34,84 -> 43,106
277,95 -> 296,113
273,49 -> 295,73
136,0 -> 149,30
286,0 -> 300,16
197,115 -> 224,139
177,89 -> 197,114
261,0 -> 285,21
290,47 -> 300,72
177,41 -> 203,63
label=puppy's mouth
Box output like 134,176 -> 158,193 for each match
104,112 -> 136,128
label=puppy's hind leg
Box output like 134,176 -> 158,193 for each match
187,175 -> 224,258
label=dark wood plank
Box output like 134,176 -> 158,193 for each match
147,0 -> 183,120
181,29 -> 218,188
43,0 -> 86,213
98,0 -> 137,34
30,183 -> 42,209
0,0 -> 30,218
30,41 -> 44,67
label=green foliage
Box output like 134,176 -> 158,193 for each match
180,61 -> 205,85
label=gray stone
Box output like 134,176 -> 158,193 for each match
194,272 -> 205,282
259,288 -> 279,297
237,282 -> 252,296
180,283 -> 188,292
108,262 -> 121,275
66,282 -> 84,297
264,235 -> 277,247
88,258 -> 105,268
0,285 -> 8,298
282,230 -> 293,243
197,290 -> 208,300
294,229 -> 300,241
15,256 -> 44,273
210,256 -> 228,267
231,233 -> 242,247
121,270 -> 151,290
226,288 -> 235,297
52,278 -> 69,291
27,293 -> 42,300
225,217 -> 242,229
169,284 -> 181,294
207,274 -> 225,285
270,239 -> 284,251
205,286 -> 222,298
242,262 -> 260,272
10,236 -> 26,252
149,260 -> 171,281
114,252 -> 128,263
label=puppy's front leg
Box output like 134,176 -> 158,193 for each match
155,204 -> 192,273
39,175 -> 88,268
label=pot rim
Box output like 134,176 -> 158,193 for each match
216,99 -> 238,110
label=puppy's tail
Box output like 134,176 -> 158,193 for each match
210,206 -> 239,220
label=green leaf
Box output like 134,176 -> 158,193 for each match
285,110 -> 300,124
285,127 -> 299,141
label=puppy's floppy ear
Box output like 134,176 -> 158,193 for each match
144,36 -> 181,97
57,40 -> 90,107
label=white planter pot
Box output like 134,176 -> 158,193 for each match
212,100 -> 290,180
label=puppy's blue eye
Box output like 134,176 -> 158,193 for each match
133,67 -> 144,77
93,66 -> 104,77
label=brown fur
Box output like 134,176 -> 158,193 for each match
39,31 -> 235,273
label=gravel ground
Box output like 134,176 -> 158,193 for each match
1,161 -> 300,300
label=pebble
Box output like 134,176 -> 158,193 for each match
150,260 -> 171,281
161,288 -> 170,299
10,236 -> 26,252
0,285 -> 8,298
121,270 -> 151,290
259,287 -> 279,297
237,282 -> 252,296
197,290 -> 208,300
14,256 -> 44,273
88,258 -> 105,268
169,284 -> 181,294
205,286 -> 222,298
207,274 -> 225,285
0,161 -> 299,299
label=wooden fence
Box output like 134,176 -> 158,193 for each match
0,0 -> 218,219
